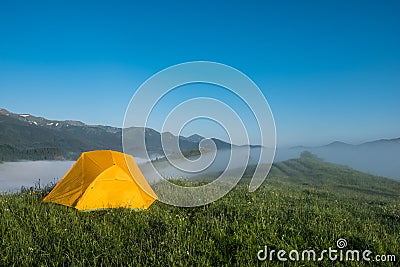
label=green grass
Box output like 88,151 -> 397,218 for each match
0,156 -> 399,266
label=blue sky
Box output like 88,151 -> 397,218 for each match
0,0 -> 399,147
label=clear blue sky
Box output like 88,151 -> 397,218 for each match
0,0 -> 399,147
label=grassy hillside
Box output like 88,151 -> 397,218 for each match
0,156 -> 399,266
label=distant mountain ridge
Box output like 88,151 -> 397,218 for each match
290,138 -> 400,150
0,108 -> 231,161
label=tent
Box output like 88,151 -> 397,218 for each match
43,150 -> 157,210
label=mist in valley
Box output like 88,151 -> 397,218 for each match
0,161 -> 75,192
139,142 -> 400,182
0,140 -> 398,193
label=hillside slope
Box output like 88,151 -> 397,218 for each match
283,138 -> 400,180
268,153 -> 400,197
229,152 -> 400,199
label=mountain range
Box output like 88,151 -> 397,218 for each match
0,108 -> 231,161
1,108 -> 399,180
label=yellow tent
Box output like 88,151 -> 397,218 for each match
43,150 -> 157,210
